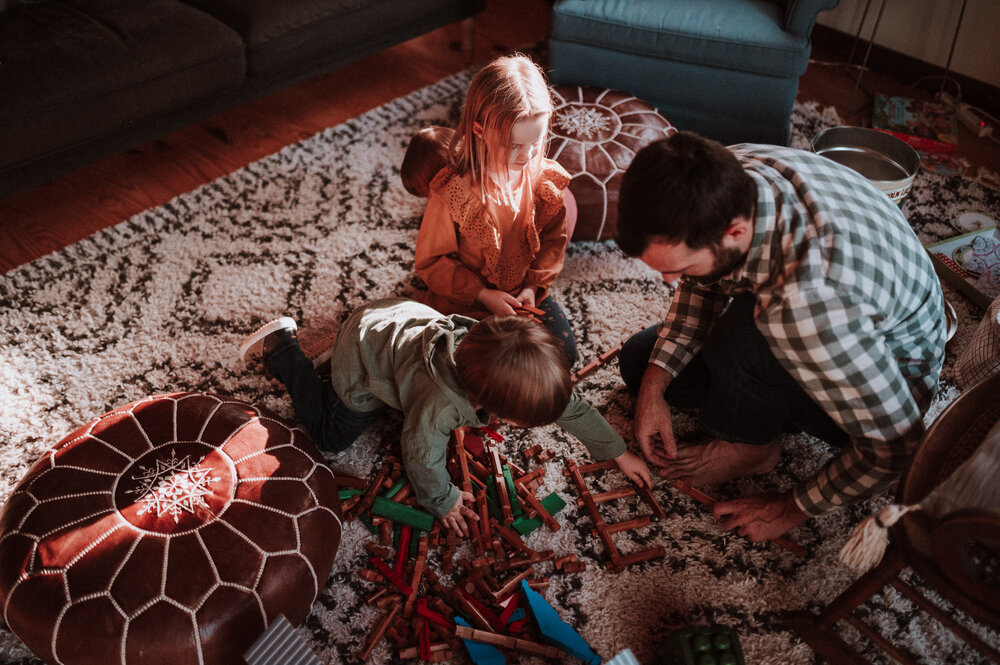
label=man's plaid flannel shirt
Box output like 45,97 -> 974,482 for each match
649,144 -> 947,516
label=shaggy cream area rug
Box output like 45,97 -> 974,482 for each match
0,71 -> 998,664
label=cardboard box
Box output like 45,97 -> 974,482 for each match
927,224 -> 1000,310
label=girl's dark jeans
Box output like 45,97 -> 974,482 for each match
537,295 -> 578,368
618,293 -> 848,447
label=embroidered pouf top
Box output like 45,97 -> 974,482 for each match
547,86 -> 676,241
0,392 -> 341,665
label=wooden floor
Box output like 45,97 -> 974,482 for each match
1,0 -> 997,274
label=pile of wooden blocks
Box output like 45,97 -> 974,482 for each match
337,425 -> 605,663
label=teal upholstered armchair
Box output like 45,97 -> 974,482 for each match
549,0 -> 840,145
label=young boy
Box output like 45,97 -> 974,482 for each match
239,298 -> 650,536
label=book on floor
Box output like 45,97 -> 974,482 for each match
872,94 -> 958,156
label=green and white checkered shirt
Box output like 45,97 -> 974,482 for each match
650,144 -> 946,516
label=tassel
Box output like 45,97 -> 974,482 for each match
838,503 -> 921,572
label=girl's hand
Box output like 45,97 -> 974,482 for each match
614,451 -> 653,488
515,288 -> 536,309
439,491 -> 479,537
476,288 -> 520,316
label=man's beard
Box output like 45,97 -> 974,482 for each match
689,244 -> 746,285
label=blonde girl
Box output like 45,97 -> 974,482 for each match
413,54 -> 578,366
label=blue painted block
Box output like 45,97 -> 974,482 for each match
519,580 -> 601,665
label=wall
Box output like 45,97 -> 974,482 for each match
818,0 -> 999,88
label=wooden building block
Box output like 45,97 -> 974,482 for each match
369,556 -> 413,596
491,567 -> 535,604
565,458 -> 667,572
514,479 -> 560,531
345,463 -> 392,521
454,427 -> 475,495
454,625 -> 564,659
357,599 -> 401,661
586,487 -> 637,504
604,516 -> 652,534
490,449 -> 515,524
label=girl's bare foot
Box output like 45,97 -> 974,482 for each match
660,438 -> 780,487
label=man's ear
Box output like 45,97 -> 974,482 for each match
723,217 -> 753,247
472,122 -> 484,140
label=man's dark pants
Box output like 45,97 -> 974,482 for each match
619,293 -> 848,447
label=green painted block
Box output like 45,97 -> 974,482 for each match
359,513 -> 378,534
383,478 -> 407,499
655,625 -> 744,665
502,465 -> 521,517
371,496 -> 434,531
338,488 -> 363,500
512,492 -> 567,535
485,476 -> 502,520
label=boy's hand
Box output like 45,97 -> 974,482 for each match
439,491 -> 479,537
476,288 -> 520,316
614,451 -> 653,488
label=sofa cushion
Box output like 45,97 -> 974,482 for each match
0,0 -> 245,171
184,0 -> 473,79
550,0 -> 811,81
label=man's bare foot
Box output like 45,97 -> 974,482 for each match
660,438 -> 780,487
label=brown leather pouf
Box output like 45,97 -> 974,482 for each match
548,86 -> 676,241
0,392 -> 342,665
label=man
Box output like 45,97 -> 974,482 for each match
615,132 -> 946,541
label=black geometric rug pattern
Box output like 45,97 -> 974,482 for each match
0,71 -> 998,664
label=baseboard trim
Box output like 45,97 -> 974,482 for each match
811,24 -> 998,118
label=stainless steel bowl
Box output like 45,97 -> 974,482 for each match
812,126 -> 921,203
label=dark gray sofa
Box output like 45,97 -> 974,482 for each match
0,0 -> 484,198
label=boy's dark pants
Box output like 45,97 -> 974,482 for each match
619,293 -> 848,447
266,339 -> 379,453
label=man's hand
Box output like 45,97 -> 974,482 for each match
515,287 -> 537,309
712,491 -> 807,542
614,451 -> 653,488
476,288 -> 520,316
439,491 -> 479,537
633,365 -> 677,466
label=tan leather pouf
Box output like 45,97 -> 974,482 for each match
548,86 -> 676,241
0,392 -> 341,665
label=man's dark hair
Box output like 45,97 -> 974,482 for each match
616,131 -> 756,257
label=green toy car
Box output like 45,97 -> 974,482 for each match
655,625 -> 745,665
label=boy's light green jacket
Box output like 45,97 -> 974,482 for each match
328,298 -> 627,517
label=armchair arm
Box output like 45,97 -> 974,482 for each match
783,0 -> 840,37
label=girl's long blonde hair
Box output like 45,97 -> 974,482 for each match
450,54 -> 553,208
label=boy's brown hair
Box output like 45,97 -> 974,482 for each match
400,126 -> 455,197
454,315 -> 571,427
